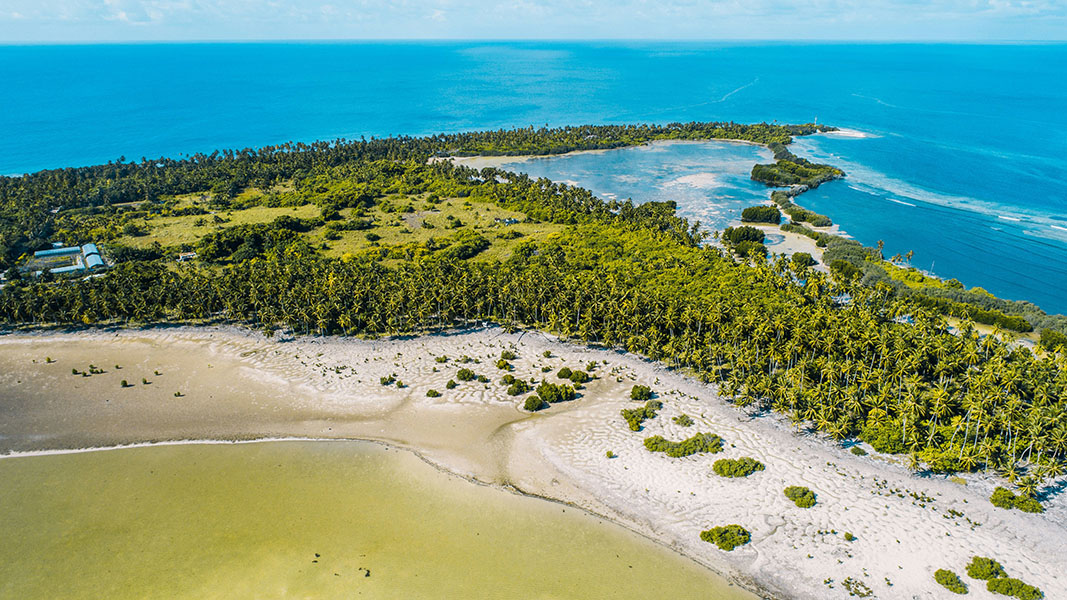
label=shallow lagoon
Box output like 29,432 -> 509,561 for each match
0,441 -> 752,599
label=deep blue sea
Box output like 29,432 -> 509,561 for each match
1,42 -> 1064,313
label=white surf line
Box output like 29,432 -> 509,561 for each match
714,77 -> 759,103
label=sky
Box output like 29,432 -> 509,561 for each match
1,0 -> 1065,42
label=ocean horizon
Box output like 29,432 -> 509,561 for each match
1,41 -> 1064,313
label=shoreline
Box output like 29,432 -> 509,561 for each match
2,325 -> 1063,599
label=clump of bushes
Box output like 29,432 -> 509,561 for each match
507,380 -> 530,396
426,389 -> 441,398
630,385 -> 652,401
672,414 -> 694,427
445,379 -> 457,389
567,370 -> 590,384
434,356 -> 448,363
986,577 -> 1043,599
934,569 -> 968,594
699,525 -> 750,551
557,367 -> 572,379
535,382 -> 576,404
621,400 -> 663,431
500,350 -> 517,360
712,457 -> 765,478
456,368 -> 476,382
966,556 -> 1006,581
791,252 -> 817,268
524,395 -> 547,412
644,433 -> 723,458
741,205 -> 781,224
784,486 -> 816,508
496,359 -> 513,371
990,486 -> 1044,513
850,446 -> 868,456
380,375 -> 396,386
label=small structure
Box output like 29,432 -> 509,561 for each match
177,251 -> 198,262
26,242 -> 107,276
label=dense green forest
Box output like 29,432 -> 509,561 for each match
1,122 -> 1066,499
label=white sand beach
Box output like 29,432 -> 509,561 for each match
1,326 -> 1064,599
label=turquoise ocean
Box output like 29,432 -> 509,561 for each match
1,42 -> 1064,312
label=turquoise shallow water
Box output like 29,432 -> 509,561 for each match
1,42 -> 1064,312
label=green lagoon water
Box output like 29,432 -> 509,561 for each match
0,441 -> 750,599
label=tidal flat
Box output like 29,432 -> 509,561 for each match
0,440 -> 749,600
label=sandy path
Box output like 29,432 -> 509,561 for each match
1,326 -> 1064,599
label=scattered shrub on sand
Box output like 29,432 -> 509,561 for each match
585,361 -> 598,372
700,525 -> 750,551
606,450 -> 616,459
426,389 -> 441,398
395,380 -> 405,388
621,400 -> 663,431
630,385 -> 652,401
965,556 -> 1006,581
496,359 -> 513,371
784,486 -> 817,508
990,487 -> 1016,509
672,414 -> 694,427
844,532 -> 856,542
1014,495 -> 1044,514
644,433 -> 724,458
476,374 -> 489,383
713,457 -> 765,478
445,379 -> 457,389
990,487 -> 1045,513
456,368 -> 476,381
536,382 -> 576,404
120,379 -> 130,388
72,368 -> 79,375
507,381 -> 530,396
934,569 -> 968,594
557,367 -> 573,380
987,577 -> 1043,599
380,375 -> 396,386
542,350 -> 552,358
502,374 -> 516,385
524,395 -> 548,412
434,356 -> 448,363
500,350 -> 517,360
850,446 -> 868,456
568,370 -> 591,384
541,366 -> 551,372
173,391 -> 183,397
141,378 -> 149,385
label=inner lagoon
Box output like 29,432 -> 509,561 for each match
0,440 -> 753,600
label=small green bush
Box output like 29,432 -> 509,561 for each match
605,450 -> 616,459
630,385 -> 652,401
507,381 -> 530,396
426,389 -> 441,398
434,356 -> 448,363
844,532 -> 856,542
644,433 -> 724,458
524,395 -> 548,412
987,577 -> 1043,599
621,400 -> 663,431
568,370 -> 591,384
476,375 -> 489,383
850,446 -> 868,456
934,569 -> 968,594
699,525 -> 751,551
557,367 -> 572,379
501,374 -> 516,385
120,379 -> 130,388
456,368 -> 476,381
496,359 -> 513,371
965,556 -> 1006,581
500,350 -> 517,360
542,350 -> 552,358
712,457 -> 765,478
379,375 -> 395,386
672,414 -> 694,427
445,379 -> 457,389
536,382 -> 576,404
784,486 -> 817,508
991,487 -> 1045,513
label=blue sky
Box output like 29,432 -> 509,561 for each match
2,0 -> 1065,42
